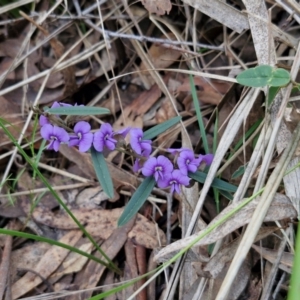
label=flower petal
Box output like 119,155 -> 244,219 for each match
74,121 -> 91,134
40,124 -> 53,140
202,154 -> 214,165
52,126 -> 69,143
78,132 -> 93,152
142,157 -> 156,177
93,130 -> 104,152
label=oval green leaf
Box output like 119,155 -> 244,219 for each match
45,106 -> 110,116
237,65 -> 291,88
269,68 -> 290,87
118,176 -> 156,227
236,65 -> 272,87
188,171 -> 237,192
90,147 -> 114,198
143,116 -> 182,140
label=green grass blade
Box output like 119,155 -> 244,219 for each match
0,228 -> 110,267
189,171 -> 237,192
143,116 -> 181,140
287,218 -> 300,300
45,106 -> 110,116
189,74 -> 210,154
118,177 -> 156,227
90,147 -> 114,199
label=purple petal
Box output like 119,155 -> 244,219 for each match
142,157 -> 156,177
52,126 -> 69,143
133,159 -> 141,173
51,101 -> 60,108
130,128 -> 144,154
101,123 -> 113,135
202,154 -> 214,165
168,147 -> 190,155
69,136 -> 80,147
74,121 -> 91,134
52,140 -> 61,152
173,170 -> 190,186
58,102 -> 72,107
157,176 -> 170,188
39,115 -> 49,127
93,130 -> 104,152
115,127 -> 131,138
141,142 -> 152,157
40,124 -> 53,140
105,137 -> 117,150
78,132 -> 93,152
156,155 -> 173,174
177,157 -> 188,175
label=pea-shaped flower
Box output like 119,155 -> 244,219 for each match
40,124 -> 69,152
93,123 -> 130,152
130,128 -> 152,157
142,155 -> 173,182
69,121 -> 93,152
157,169 -> 190,194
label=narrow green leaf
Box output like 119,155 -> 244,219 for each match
0,228 -> 110,267
232,164 -> 247,179
189,171 -> 237,192
118,177 -> 156,227
267,86 -> 281,106
143,116 -> 181,140
45,106 -> 110,116
90,147 -> 114,198
219,190 -> 233,201
189,74 -> 210,154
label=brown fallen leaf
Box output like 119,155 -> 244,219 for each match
252,244 -> 293,274
76,217 -> 136,299
154,194 -> 296,261
179,77 -> 232,106
11,230 -> 82,299
33,207 -> 166,249
141,0 -> 172,15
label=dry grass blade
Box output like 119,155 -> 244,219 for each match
1,1 -> 300,299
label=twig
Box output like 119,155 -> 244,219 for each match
84,18 -> 224,51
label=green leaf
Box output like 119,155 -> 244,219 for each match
236,65 -> 290,88
143,116 -> 181,140
118,177 -> 156,227
269,68 -> 290,87
189,171 -> 237,192
45,106 -> 110,116
267,86 -> 281,106
232,164 -> 247,179
189,74 -> 210,153
90,147 -> 114,198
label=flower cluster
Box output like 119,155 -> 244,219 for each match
39,102 -> 214,195
39,102 -> 130,153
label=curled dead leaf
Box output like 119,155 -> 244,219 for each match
154,193 -> 296,262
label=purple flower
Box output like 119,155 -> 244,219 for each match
39,115 -> 50,126
167,147 -> 190,155
202,153 -> 214,165
39,101 -> 61,127
93,123 -> 130,152
40,124 -> 69,152
177,149 -> 202,175
157,170 -> 190,194
69,121 -> 93,152
130,128 -> 152,157
142,155 -> 173,182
